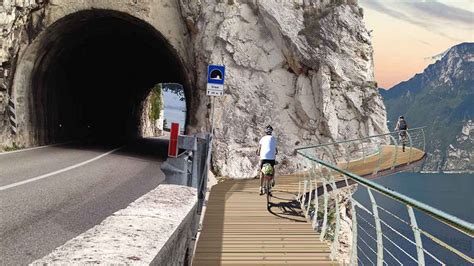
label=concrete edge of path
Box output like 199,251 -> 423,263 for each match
31,184 -> 198,265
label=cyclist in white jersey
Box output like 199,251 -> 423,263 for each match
256,125 -> 278,195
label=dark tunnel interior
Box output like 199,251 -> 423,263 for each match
30,10 -> 188,144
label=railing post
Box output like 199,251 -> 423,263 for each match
408,205 -> 426,265
306,178 -> 313,217
320,179 -> 328,241
389,134 -> 398,169
298,176 -> 302,199
302,179 -> 308,207
368,188 -> 384,265
407,131 -> 413,165
350,199 -> 358,265
329,177 -> 341,260
421,128 -> 426,152
360,139 -> 366,163
312,167 -> 319,229
373,142 -> 383,175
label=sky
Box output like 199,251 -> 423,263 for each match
162,88 -> 186,131
359,0 -> 474,88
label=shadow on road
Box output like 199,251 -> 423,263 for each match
50,137 -> 170,162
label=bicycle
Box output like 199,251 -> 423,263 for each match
261,163 -> 275,208
399,130 -> 408,152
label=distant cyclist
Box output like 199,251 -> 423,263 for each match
256,125 -> 278,195
395,116 -> 409,152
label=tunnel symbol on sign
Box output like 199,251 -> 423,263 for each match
207,65 -> 225,86
210,70 -> 223,80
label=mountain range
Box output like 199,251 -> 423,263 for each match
380,42 -> 473,173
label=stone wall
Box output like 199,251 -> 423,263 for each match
31,184 -> 198,265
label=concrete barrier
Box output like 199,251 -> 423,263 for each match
31,184 -> 197,265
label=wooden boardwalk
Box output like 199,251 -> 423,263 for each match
193,146 -> 425,265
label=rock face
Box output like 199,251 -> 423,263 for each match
140,86 -> 165,138
0,1 -> 45,147
1,0 -> 388,177
182,0 -> 387,177
139,92 -> 164,138
443,120 -> 473,172
381,43 -> 473,173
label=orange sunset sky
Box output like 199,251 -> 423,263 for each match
359,0 -> 474,88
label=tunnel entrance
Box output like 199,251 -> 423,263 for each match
17,10 -> 189,145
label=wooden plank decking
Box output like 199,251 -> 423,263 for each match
193,146 -> 425,265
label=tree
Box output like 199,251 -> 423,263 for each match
149,84 -> 162,121
161,83 -> 186,102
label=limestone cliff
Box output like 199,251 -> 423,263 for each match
1,1 -> 48,147
139,87 -> 165,138
443,120 -> 473,173
182,0 -> 388,177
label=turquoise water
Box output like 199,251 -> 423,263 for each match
354,173 -> 473,265
376,173 -> 474,222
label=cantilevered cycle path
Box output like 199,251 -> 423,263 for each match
193,128 -> 445,265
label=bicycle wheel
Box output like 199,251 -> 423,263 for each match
266,180 -> 271,207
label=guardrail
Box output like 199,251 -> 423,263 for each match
295,127 -> 473,265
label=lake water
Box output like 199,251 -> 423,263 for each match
353,173 -> 473,265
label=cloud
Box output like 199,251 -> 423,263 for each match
360,0 -> 408,19
407,1 -> 474,25
436,0 -> 474,12
360,0 -> 474,41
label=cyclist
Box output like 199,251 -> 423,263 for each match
395,116 -> 408,152
256,125 -> 278,195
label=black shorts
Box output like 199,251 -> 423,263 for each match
260,159 -> 276,169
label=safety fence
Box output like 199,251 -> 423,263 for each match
295,127 -> 473,265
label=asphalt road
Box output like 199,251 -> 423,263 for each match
0,139 -> 168,265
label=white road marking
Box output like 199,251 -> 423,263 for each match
0,146 -> 123,191
0,142 -> 72,156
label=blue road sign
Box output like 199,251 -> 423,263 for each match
207,65 -> 225,85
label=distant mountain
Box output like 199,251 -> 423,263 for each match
380,42 -> 473,173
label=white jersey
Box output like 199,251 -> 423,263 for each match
259,135 -> 277,160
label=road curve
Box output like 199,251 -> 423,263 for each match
0,139 -> 168,265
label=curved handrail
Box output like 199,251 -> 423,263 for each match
296,150 -> 474,238
295,127 -> 426,151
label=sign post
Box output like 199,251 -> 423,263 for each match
168,122 -> 180,157
206,64 -> 225,135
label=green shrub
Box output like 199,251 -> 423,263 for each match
3,142 -> 24,152
149,84 -> 163,121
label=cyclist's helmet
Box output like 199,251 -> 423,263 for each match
265,125 -> 273,135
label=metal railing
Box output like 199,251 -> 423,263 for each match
294,127 -> 474,265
